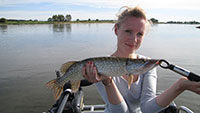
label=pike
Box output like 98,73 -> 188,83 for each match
46,57 -> 160,99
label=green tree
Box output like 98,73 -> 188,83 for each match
65,14 -> 72,22
48,17 -> 53,21
52,15 -> 58,21
58,15 -> 65,22
150,18 -> 159,24
0,18 -> 7,23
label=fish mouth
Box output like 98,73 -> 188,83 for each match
144,59 -> 160,69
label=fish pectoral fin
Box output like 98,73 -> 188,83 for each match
127,74 -> 134,89
60,61 -> 77,74
70,80 -> 81,92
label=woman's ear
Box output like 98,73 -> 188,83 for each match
114,24 -> 118,36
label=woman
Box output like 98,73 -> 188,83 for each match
82,6 -> 200,113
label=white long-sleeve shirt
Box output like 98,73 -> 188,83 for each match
96,55 -> 165,113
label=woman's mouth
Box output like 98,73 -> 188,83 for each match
125,43 -> 135,48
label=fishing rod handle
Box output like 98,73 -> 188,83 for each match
169,64 -> 200,82
188,72 -> 200,82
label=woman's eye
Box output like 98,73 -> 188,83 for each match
137,32 -> 143,37
125,30 -> 131,33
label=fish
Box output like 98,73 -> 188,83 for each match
46,57 -> 160,99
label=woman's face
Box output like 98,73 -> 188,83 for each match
115,17 -> 146,54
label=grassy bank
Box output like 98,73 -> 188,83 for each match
0,21 -> 52,25
1,20 -> 200,26
0,20 -> 115,25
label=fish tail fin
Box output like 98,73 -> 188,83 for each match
46,79 -> 63,99
60,61 -> 81,92
47,61 -> 79,99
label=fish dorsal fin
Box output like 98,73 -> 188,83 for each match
127,74 -> 134,89
60,61 -> 76,74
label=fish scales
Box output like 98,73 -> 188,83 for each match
88,57 -> 127,77
60,57 -> 127,83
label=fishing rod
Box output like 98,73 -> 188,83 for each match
159,59 -> 200,82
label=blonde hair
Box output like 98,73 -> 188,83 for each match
116,6 -> 147,27
115,6 -> 151,33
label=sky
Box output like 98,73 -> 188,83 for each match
0,0 -> 200,22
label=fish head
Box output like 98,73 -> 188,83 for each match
126,59 -> 160,75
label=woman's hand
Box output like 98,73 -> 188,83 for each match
82,61 -> 112,84
178,77 -> 200,94
157,77 -> 200,107
82,61 -> 123,105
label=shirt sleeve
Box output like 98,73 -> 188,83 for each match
140,68 -> 165,113
96,82 -> 129,113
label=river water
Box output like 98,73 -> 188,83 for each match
0,23 -> 200,113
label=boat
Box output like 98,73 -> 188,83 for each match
196,26 -> 200,29
48,80 -> 194,113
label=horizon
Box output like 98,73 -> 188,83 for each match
1,0 -> 200,22
2,18 -> 200,23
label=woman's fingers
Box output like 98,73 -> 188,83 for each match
82,64 -> 88,78
88,61 -> 98,82
191,82 -> 200,94
82,61 -> 111,83
82,61 -> 100,83
180,77 -> 200,94
93,65 -> 101,81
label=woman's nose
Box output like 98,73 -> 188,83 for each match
130,34 -> 137,42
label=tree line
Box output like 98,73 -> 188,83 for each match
48,14 -> 72,22
0,18 -> 7,23
149,18 -> 200,24
166,21 -> 200,24
1,16 -> 200,25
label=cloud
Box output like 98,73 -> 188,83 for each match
1,0 -> 200,21
1,0 -> 200,10
137,0 -> 200,10
0,11 -> 53,20
0,10 -> 116,20
0,0 -> 128,8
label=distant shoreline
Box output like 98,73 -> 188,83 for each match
0,20 -> 200,25
0,20 -> 115,25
